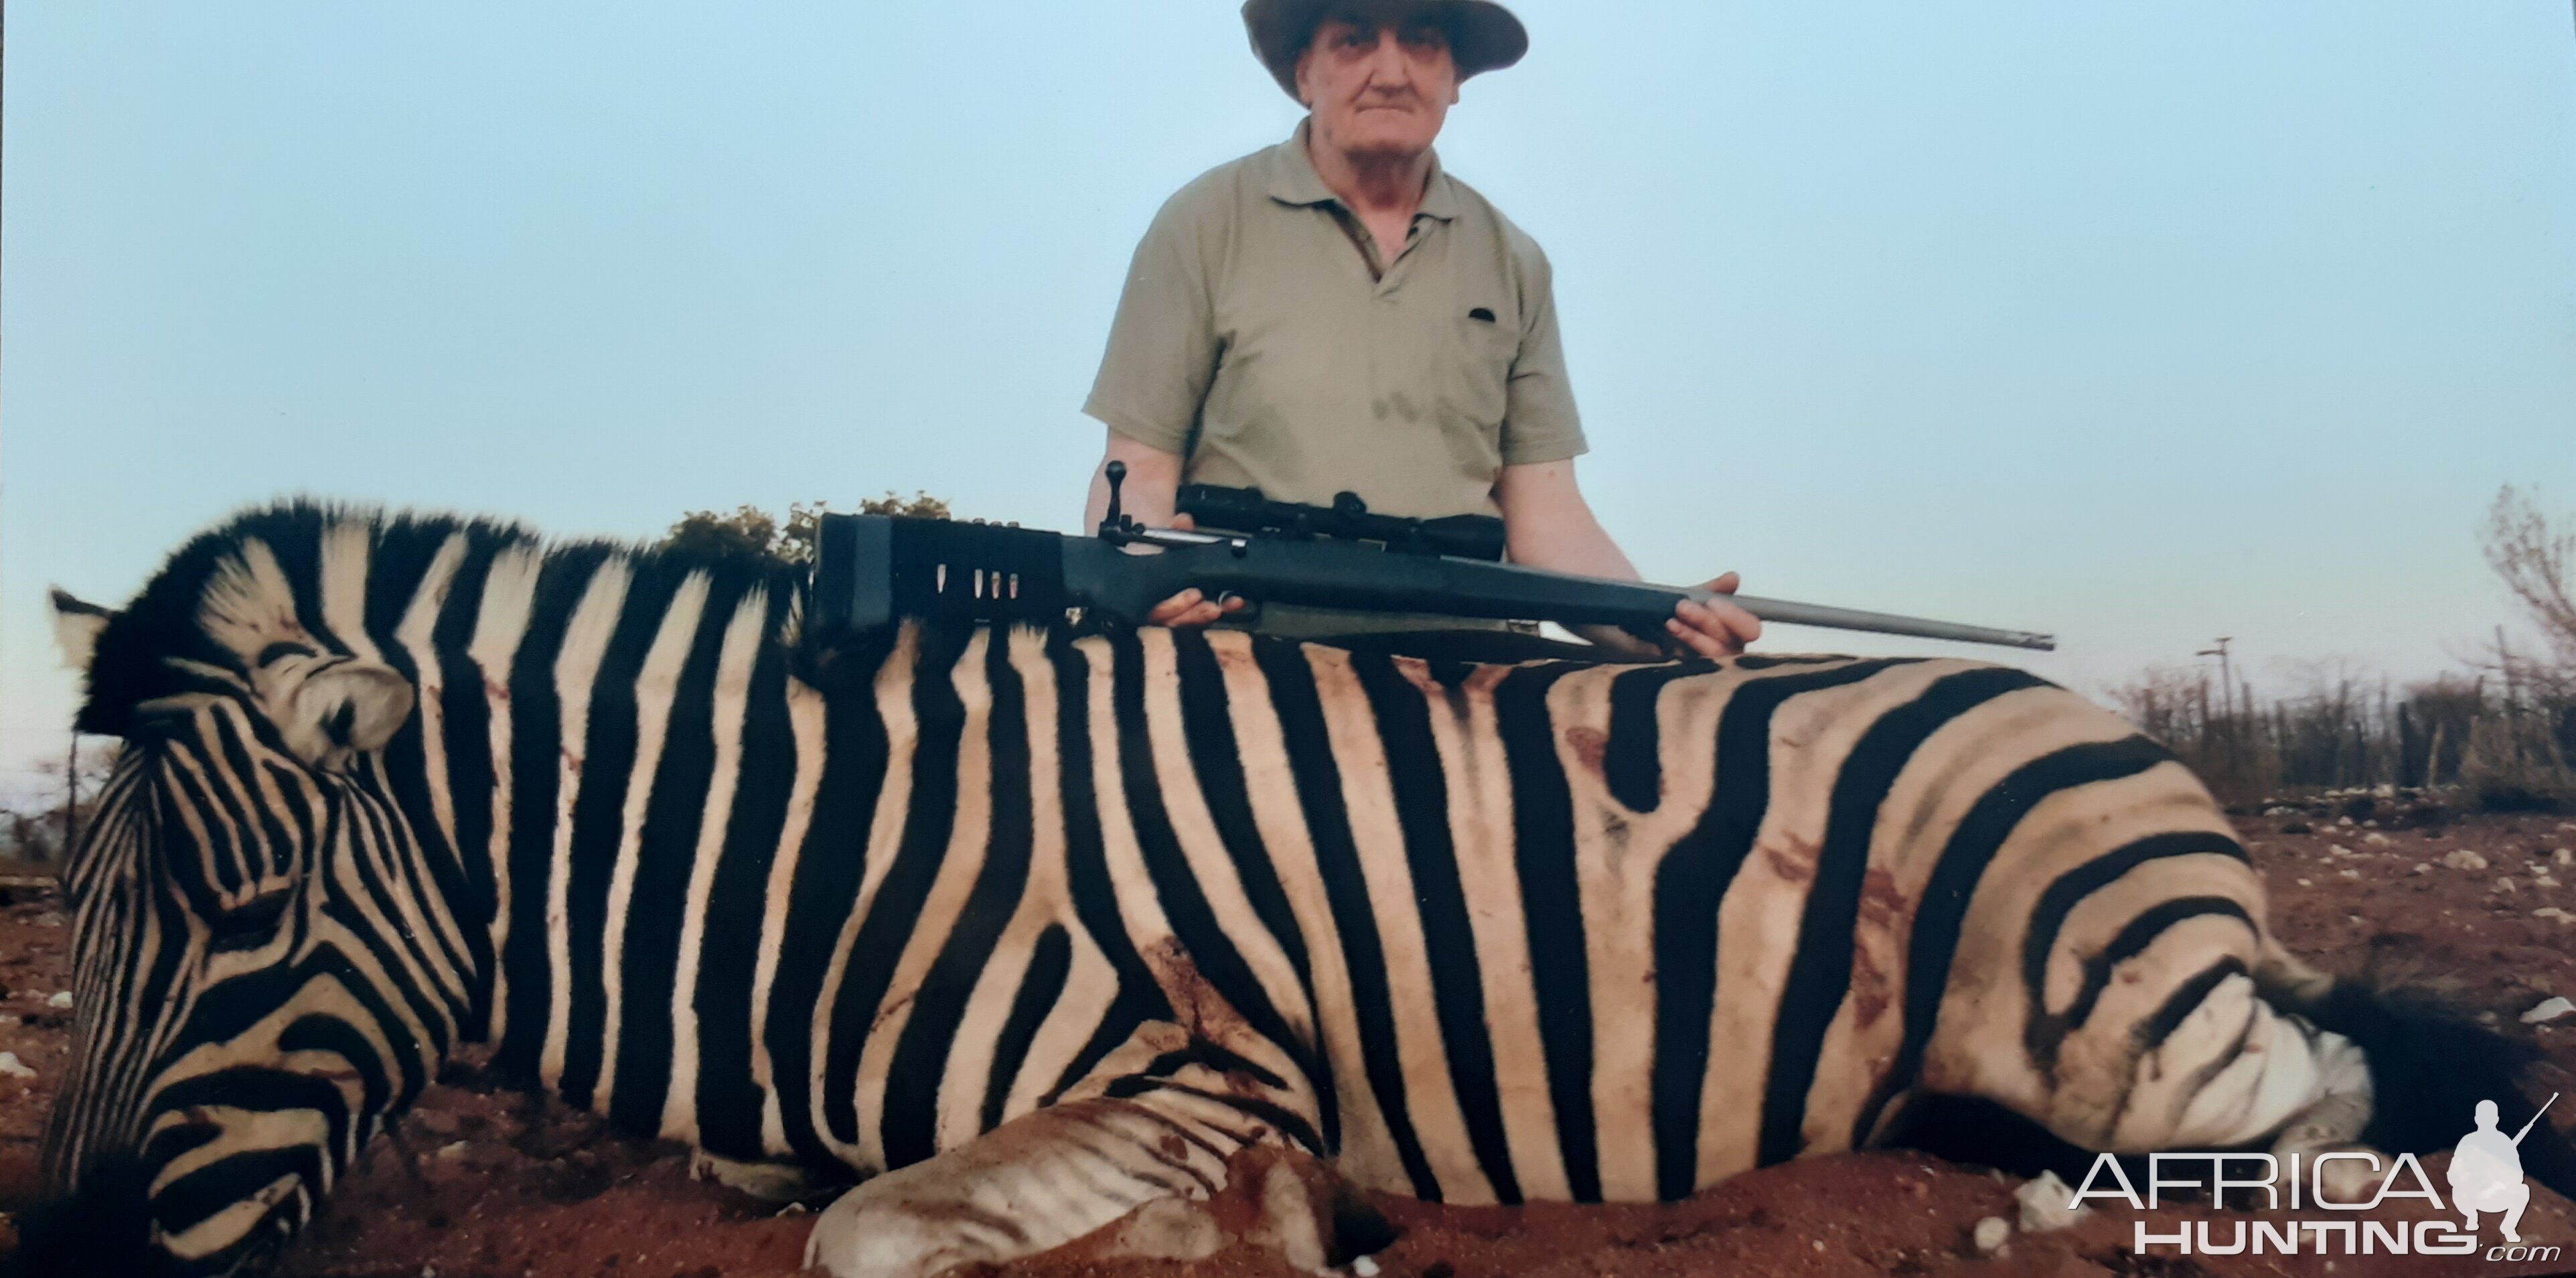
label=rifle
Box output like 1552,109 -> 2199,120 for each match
2511,1093 -> 2559,1147
808,463 -> 2055,652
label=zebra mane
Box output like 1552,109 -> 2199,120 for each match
74,499 -> 809,739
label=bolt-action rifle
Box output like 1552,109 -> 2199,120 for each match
808,462 -> 2054,652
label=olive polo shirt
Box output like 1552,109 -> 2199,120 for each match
1083,121 -> 1588,524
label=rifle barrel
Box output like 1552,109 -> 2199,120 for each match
1703,592 -> 2056,652
2511,1092 -> 2559,1146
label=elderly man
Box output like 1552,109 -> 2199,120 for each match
1080,0 -> 1759,657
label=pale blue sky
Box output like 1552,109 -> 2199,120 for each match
5,3 -> 2574,798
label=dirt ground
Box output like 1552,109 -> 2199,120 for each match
0,798 -> 2571,1278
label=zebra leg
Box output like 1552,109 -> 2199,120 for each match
801,1096 -> 1234,1278
2261,1024 -> 2380,1199
802,1074 -> 1324,1278
2038,961 -> 2376,1183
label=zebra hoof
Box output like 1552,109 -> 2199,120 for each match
687,1149 -> 815,1202
802,1174 -> 999,1278
1093,1195 -> 1231,1263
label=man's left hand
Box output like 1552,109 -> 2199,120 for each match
1664,572 -> 1761,658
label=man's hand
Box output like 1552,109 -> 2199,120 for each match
1088,435 -> 1243,628
1568,573 -> 1760,660
1664,571 -> 1760,658
1138,514 -> 1247,628
1147,587 -> 1241,627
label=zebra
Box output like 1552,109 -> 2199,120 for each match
20,500 -> 2571,1277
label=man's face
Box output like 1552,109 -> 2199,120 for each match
1295,7 -> 1460,160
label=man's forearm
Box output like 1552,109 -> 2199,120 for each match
1505,510 -> 1640,581
1083,431 -> 1186,531
1494,459 -> 1641,581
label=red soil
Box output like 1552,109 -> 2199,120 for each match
1,805 -> 2570,1278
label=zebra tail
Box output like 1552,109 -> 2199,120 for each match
2261,959 -> 2576,1202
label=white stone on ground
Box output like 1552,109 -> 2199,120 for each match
1973,1216 -> 2012,1255
2522,997 -> 2575,1025
2442,849 -> 2489,871
46,991 -> 72,1009
0,1052 -> 35,1080
2016,1171 -> 2090,1234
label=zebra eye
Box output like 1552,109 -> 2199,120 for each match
210,889 -> 295,948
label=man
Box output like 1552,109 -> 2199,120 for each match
1079,0 -> 1759,658
2448,1099 -> 2532,1243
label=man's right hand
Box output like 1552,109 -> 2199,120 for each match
1148,587 -> 1243,627
1141,513 -> 1247,627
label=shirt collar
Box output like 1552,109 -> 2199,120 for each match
1266,117 -> 1461,222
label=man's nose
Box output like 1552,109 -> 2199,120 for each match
1361,33 -> 1414,88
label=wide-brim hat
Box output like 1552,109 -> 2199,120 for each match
1241,0 -> 1528,102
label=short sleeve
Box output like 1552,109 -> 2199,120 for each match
1082,193 -> 1221,456
1499,240 -> 1587,466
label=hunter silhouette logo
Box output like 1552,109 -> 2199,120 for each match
2451,1093 -> 2555,1245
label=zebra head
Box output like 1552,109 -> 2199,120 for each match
31,527 -> 451,1275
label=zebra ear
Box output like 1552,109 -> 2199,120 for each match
50,588 -> 113,671
285,663 -> 416,768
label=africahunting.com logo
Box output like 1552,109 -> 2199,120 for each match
2064,1094 -> 2560,1264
